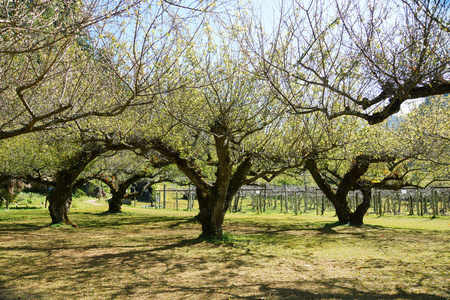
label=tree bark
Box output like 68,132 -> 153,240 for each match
331,199 -> 353,224
327,190 -> 372,226
349,188 -> 372,226
46,147 -> 110,225
196,155 -> 252,237
150,136 -> 254,237
47,170 -> 77,226
104,176 -> 152,213
197,188 -> 226,237
306,157 -> 376,226
107,191 -> 125,213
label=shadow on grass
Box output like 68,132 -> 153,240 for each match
148,237 -> 204,252
167,216 -> 199,228
0,280 -> 48,300
1,222 -> 448,300
236,220 -> 344,233
0,223 -> 48,232
0,281 -> 14,300
0,210 -> 199,236
234,221 -> 383,243
1,206 -> 42,210
70,211 -> 195,228
105,279 -> 448,300
258,283 -> 447,300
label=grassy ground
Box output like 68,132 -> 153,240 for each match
0,200 -> 449,300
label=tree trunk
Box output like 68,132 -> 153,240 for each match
107,193 -> 123,213
329,188 -> 371,226
47,171 -> 77,226
152,137 -> 251,237
48,195 -> 73,225
348,188 -> 372,226
233,192 -> 240,212
107,187 -> 127,213
306,157 -> 380,226
331,198 -> 353,224
196,189 -> 226,238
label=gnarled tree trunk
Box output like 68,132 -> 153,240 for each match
107,186 -> 127,213
197,188 -> 227,237
195,154 -> 252,238
150,133 -> 253,238
104,175 -> 152,213
306,156 -> 378,226
328,187 -> 372,226
349,188 -> 372,225
47,170 -> 77,226
331,199 -> 354,224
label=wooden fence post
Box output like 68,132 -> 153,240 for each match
285,189 -> 289,214
420,192 -> 424,216
315,189 -> 319,215
444,194 -> 448,214
432,190 -> 436,217
415,190 -> 419,216
186,191 -> 190,210
378,191 -> 383,216
163,184 -> 166,209
423,191 -> 428,214
158,191 -> 161,209
304,193 -> 308,213
258,193 -> 262,214
263,188 -> 267,213
321,195 -> 325,215
386,195 -> 391,214
409,195 -> 414,215
294,192 -> 298,215
273,193 -> 276,212
373,190 -> 377,214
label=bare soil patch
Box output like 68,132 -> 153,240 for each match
84,199 -> 107,206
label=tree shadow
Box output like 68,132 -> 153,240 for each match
2,206 -> 42,210
237,221 -> 378,239
70,212 -> 194,228
258,283 -> 447,299
167,216 -> 199,228
66,237 -> 207,270
1,228 -> 447,300
106,280 -> 448,300
147,237 -> 204,252
0,223 -> 47,232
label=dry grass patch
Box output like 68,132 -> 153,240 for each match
0,206 -> 449,299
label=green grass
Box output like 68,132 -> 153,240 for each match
0,202 -> 449,300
